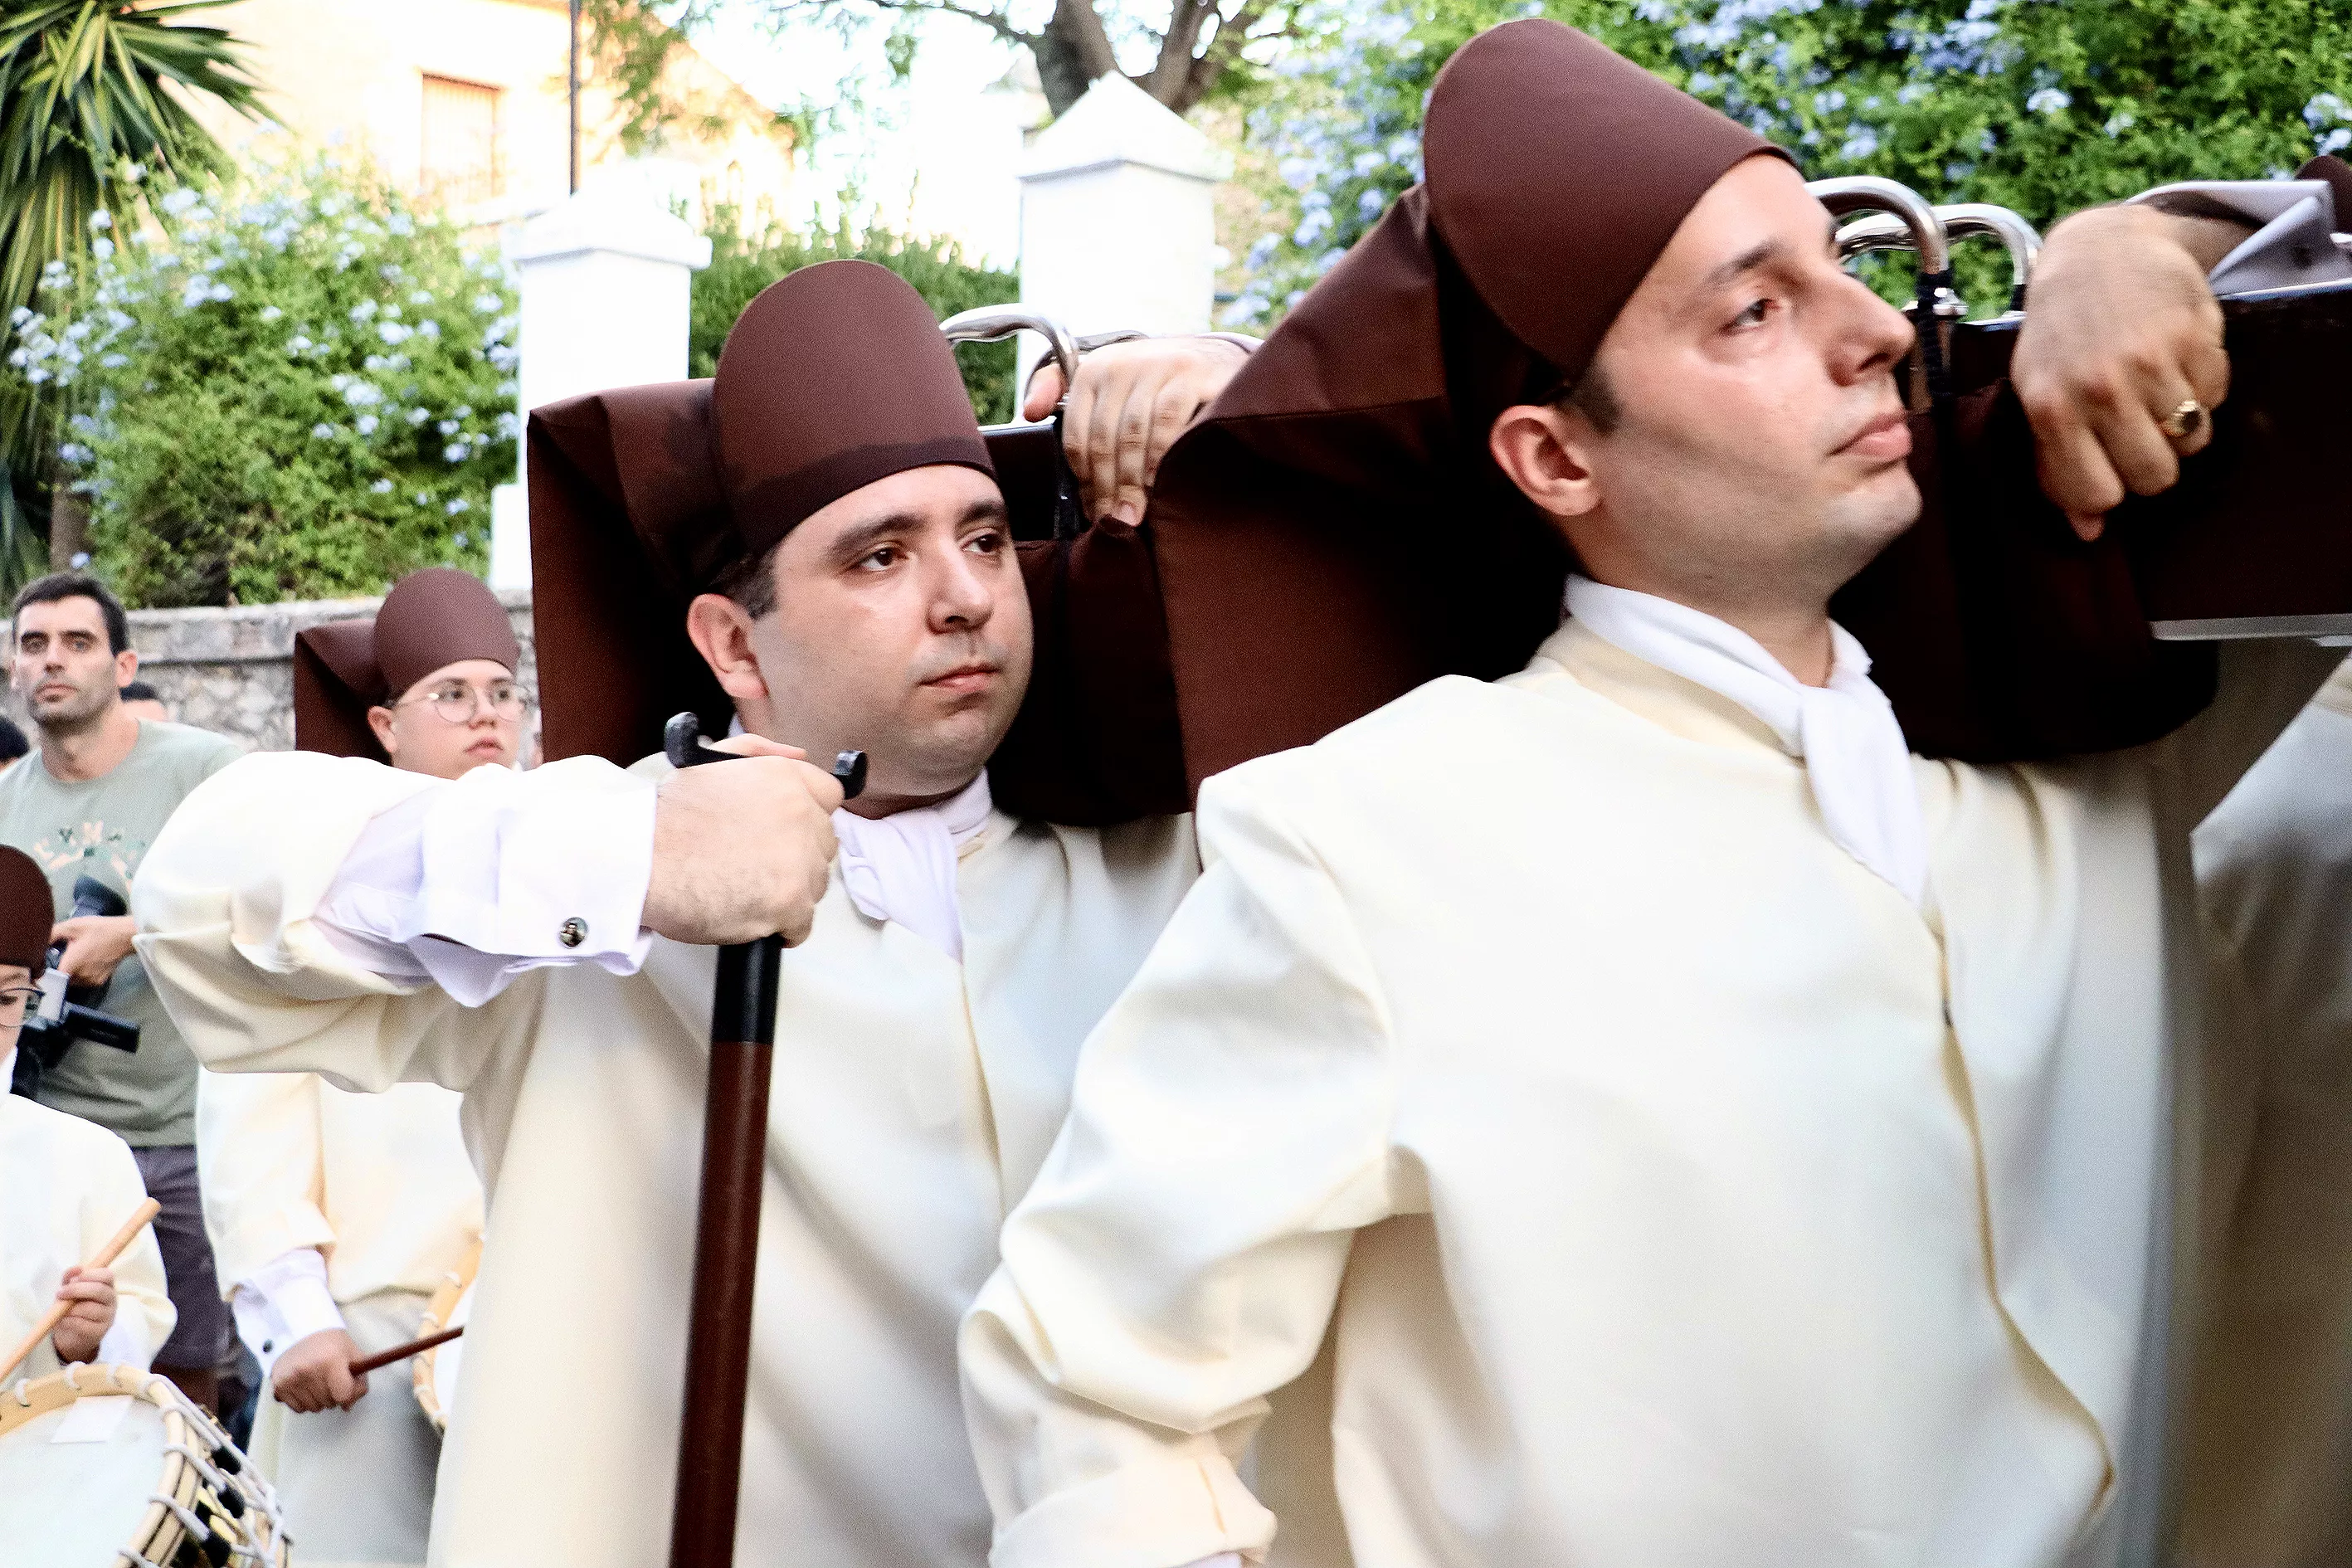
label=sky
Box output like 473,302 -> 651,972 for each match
693,6 -> 1042,265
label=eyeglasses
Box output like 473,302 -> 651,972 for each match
391,680 -> 533,725
0,987 -> 41,1025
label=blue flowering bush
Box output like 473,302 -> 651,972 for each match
6,156 -> 517,606
1232,0 -> 2352,327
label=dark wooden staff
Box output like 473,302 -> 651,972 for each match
661,712 -> 867,1568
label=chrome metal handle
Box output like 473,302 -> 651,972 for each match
938,306 -> 1080,416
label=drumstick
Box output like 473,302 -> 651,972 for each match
0,1196 -> 162,1383
348,1323 -> 462,1376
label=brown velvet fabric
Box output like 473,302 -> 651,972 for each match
528,384 -> 1187,825
0,845 -> 51,974
291,569 -> 519,760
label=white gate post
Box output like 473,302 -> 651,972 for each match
1015,75 -> 1230,387
489,169 -> 712,591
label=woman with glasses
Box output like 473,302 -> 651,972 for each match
0,842 -> 174,1380
192,568 -> 499,1568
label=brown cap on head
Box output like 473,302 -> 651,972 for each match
1147,19 -> 1783,788
528,261 -> 1004,772
715,261 -> 995,558
292,567 -> 519,759
0,845 -> 53,976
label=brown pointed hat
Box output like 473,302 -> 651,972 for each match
1147,19 -> 1785,788
0,845 -> 54,975
293,567 -> 520,759
528,260 -> 999,769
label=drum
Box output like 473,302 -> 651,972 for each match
411,1239 -> 479,1435
0,1361 -> 290,1566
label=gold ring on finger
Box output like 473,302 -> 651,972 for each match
2159,398 -> 2206,441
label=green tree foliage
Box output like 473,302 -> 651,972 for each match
692,202 -> 1024,423
1232,0 -> 2352,326
0,0 -> 265,587
9,157 -> 519,607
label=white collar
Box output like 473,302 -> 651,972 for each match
1566,576 -> 1927,905
830,771 -> 994,962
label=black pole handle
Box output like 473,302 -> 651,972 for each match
663,711 -> 867,799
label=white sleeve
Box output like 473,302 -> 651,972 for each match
2128,178 -> 2352,294
229,1248 -> 348,1375
314,762 -> 659,1007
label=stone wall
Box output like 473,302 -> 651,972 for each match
4,592 -> 537,753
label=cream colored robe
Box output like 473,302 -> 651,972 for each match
2178,656 -> 2352,1567
962,622 -> 2335,1568
131,750 -> 1195,1568
197,1069 -> 484,1567
2,1086 -> 174,1381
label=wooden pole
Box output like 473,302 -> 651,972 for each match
567,0 -> 582,196
661,715 -> 864,1568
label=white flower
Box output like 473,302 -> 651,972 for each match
159,187 -> 200,217
99,353 -> 126,369
438,419 -> 460,436
446,498 -> 470,514
349,299 -> 378,322
455,532 -> 470,548
259,304 -> 284,324
88,210 -> 111,231
311,422 -> 338,439
472,292 -> 503,314
2027,87 -> 2072,116
58,442 -> 93,465
356,414 -> 379,435
445,442 -> 470,463
409,290 -> 434,306
378,322 -> 411,345
371,478 -> 395,494
415,492 -> 432,505
416,319 -> 441,341
409,407 -> 431,426
287,334 -> 313,353
343,382 -> 383,408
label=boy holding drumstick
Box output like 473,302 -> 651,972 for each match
0,842 -> 173,1381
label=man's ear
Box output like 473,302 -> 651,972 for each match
684,593 -> 771,704
1488,402 -> 1604,520
366,706 -> 399,762
114,648 -> 139,688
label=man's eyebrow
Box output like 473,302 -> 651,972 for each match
1700,237 -> 1788,294
825,496 -> 1010,564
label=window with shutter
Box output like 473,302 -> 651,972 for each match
421,75 -> 502,206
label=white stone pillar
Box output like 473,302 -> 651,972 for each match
1015,75 -> 1230,387
489,167 -> 712,591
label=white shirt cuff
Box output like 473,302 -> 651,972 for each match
316,761 -> 658,1006
2129,178 -> 2352,294
231,1248 -> 346,1375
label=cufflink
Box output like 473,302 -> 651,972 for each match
558,917 -> 587,949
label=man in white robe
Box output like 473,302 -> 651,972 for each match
1,844 -> 173,1382
2173,645 -> 2352,1567
197,568 -> 513,1567
130,266 -> 1234,1568
958,22 -> 2340,1568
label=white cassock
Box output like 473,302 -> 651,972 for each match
2177,655 -> 2352,1568
197,1067 -> 484,1567
2,1054 -> 175,1381
961,613 -> 2337,1568
129,749 -> 1195,1568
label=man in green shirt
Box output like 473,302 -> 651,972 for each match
0,572 -> 241,1407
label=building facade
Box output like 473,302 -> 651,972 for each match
184,0 -> 796,226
